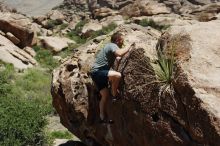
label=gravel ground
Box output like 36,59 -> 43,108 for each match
0,0 -> 63,16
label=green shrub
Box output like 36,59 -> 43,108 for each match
0,97 -> 47,146
153,42 -> 176,106
34,47 -> 59,70
46,19 -> 61,29
60,23 -> 68,30
33,45 -> 41,52
0,64 -> 48,146
57,43 -> 80,58
0,63 -> 14,97
155,50 -> 175,85
12,68 -> 53,114
89,23 -> 117,39
67,31 -> 87,44
50,130 -> 73,139
74,20 -> 88,34
137,19 -> 170,31
67,22 -> 117,44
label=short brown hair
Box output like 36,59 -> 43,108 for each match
111,32 -> 123,43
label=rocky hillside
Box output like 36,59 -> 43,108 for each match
57,0 -> 220,21
1,0 -> 220,146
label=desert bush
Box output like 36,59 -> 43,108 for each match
34,46 -> 59,70
68,22 -> 117,44
136,19 -> 170,31
12,68 -> 53,114
57,43 -> 80,58
0,64 -> 48,146
89,23 -> 117,39
67,20 -> 88,44
46,19 -> 62,29
60,23 -> 68,30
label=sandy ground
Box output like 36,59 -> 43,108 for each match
0,0 -> 63,16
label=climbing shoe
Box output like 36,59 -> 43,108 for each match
112,95 -> 120,102
99,118 -> 114,124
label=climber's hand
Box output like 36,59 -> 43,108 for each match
129,42 -> 136,52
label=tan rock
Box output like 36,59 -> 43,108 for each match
0,30 -> 5,36
100,15 -> 124,27
47,10 -> 65,21
46,30 -> 53,36
94,7 -> 119,18
170,20 -> 220,119
23,47 -> 36,57
39,36 -> 75,52
81,20 -> 103,34
6,32 -> 20,45
0,35 -> 36,69
0,12 -> 34,48
120,1 -> 171,17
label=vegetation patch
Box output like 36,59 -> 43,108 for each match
60,23 -> 68,30
153,32 -> 191,106
50,130 -> 73,139
89,23 -> 117,39
46,19 -> 62,29
136,19 -> 170,31
57,43 -> 80,58
0,64 -> 49,145
67,21 -> 117,44
33,45 -> 59,71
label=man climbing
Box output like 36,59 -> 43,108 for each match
90,32 -> 134,124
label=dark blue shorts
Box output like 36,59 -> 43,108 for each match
91,66 -> 109,91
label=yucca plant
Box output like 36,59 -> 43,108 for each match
153,42 -> 177,106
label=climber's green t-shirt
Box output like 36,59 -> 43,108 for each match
91,43 -> 119,72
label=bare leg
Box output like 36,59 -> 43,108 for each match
99,87 -> 110,119
108,71 -> 121,97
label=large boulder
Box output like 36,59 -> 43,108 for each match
0,12 -> 34,48
81,20 -> 103,34
0,35 -> 37,69
51,22 -> 220,146
120,0 -> 171,17
39,36 -> 75,53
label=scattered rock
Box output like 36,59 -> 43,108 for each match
39,36 -> 75,53
93,7 -> 119,18
120,1 -> 171,17
0,12 -> 34,48
100,15 -> 125,27
47,10 -> 65,22
0,30 -> 5,36
23,46 -> 36,57
81,20 -> 103,34
0,35 -> 36,69
6,32 -> 20,45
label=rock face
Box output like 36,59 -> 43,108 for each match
0,35 -> 37,69
0,12 -> 34,48
51,23 -> 220,146
39,36 -> 75,53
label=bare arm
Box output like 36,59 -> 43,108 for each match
114,43 -> 135,57
115,57 -> 121,70
114,47 -> 130,57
